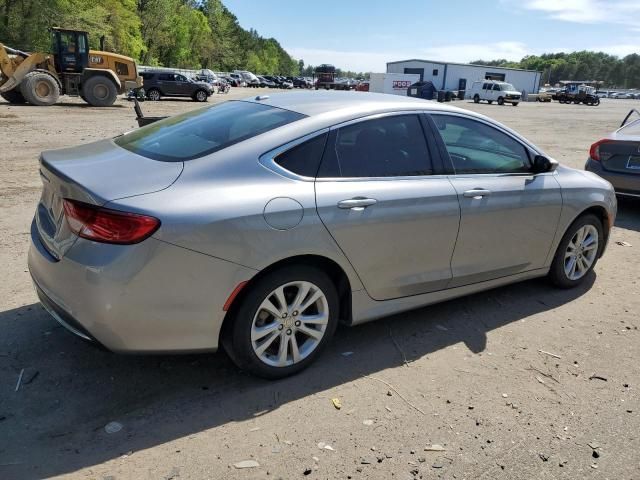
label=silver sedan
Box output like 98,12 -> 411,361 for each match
29,91 -> 616,378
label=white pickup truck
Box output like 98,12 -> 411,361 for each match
468,80 -> 521,106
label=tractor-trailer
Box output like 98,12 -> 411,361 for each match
369,73 -> 420,96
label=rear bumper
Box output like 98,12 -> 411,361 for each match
28,218 -> 257,353
585,158 -> 640,196
33,278 -> 106,347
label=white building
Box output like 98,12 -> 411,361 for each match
368,72 -> 420,96
386,59 -> 542,94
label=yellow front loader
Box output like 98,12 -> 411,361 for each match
0,28 -> 142,107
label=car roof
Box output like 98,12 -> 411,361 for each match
143,70 -> 183,75
242,91 -> 468,118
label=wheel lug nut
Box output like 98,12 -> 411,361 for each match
278,324 -> 284,330
282,313 -> 287,318
286,329 -> 292,335
293,311 -> 299,316
294,320 -> 301,327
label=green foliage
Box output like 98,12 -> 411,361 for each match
471,51 -> 640,88
300,64 -> 369,79
0,0 -> 143,56
0,0 -> 299,74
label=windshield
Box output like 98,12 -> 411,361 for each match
501,83 -> 516,91
115,101 -> 305,162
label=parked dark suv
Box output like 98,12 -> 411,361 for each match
140,71 -> 213,102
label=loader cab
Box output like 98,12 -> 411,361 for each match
51,28 -> 89,73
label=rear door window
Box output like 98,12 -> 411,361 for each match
318,115 -> 433,177
115,101 -> 305,162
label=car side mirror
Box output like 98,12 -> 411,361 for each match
532,155 -> 558,174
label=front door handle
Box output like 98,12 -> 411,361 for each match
337,197 -> 377,210
463,189 -> 492,199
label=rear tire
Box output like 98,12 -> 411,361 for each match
19,71 -> 60,106
487,100 -> 493,104
1,88 -> 27,104
548,214 -> 603,289
82,76 -> 117,107
224,265 -> 339,379
146,88 -> 161,101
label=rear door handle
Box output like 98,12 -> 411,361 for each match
337,197 -> 377,210
463,189 -> 492,198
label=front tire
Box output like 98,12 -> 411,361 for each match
82,76 -> 118,107
473,94 -> 480,103
548,214 -> 603,289
224,265 -> 339,379
497,96 -> 505,105
512,102 -> 519,106
193,89 -> 208,102
20,71 -> 60,106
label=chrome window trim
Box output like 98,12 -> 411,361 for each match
316,173 -> 450,183
260,110 -> 438,182
327,109 -> 429,131
259,109 -> 548,182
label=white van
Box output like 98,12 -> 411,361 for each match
468,80 -> 521,106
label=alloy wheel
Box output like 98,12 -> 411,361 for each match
564,225 -> 598,280
251,281 -> 329,367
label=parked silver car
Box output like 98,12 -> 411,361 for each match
586,109 -> 640,197
29,91 -> 616,378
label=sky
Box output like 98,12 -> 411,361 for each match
222,0 -> 640,72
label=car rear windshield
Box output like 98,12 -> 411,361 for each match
620,119 -> 640,136
115,101 -> 305,162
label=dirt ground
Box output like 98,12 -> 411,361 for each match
1,90 -> 639,480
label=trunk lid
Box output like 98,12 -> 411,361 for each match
36,139 -> 183,259
599,140 -> 640,174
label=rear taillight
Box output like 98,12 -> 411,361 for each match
589,139 -> 613,161
63,199 -> 160,245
